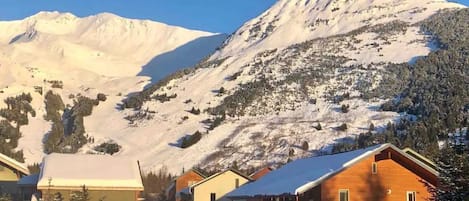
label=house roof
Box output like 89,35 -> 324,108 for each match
178,168 -> 207,180
190,168 -> 252,189
166,167 -> 208,195
403,148 -> 437,170
0,152 -> 29,175
37,153 -> 144,191
227,143 -> 437,197
249,167 -> 273,180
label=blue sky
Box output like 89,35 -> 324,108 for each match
0,0 -> 276,33
0,0 -> 467,33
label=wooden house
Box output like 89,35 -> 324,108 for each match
0,153 -> 30,199
36,153 -> 144,201
167,168 -> 207,201
226,143 -> 438,201
191,169 -> 252,201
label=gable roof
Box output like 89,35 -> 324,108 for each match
403,147 -> 437,170
0,152 -> 29,175
181,168 -> 207,179
37,153 -> 143,191
191,168 -> 252,189
227,143 -> 437,197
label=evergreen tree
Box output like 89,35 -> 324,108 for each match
369,123 -> 375,132
301,141 -> 309,151
430,144 -> 469,201
288,148 -> 295,157
232,161 -> 239,170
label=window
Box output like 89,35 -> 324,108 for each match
372,162 -> 378,174
339,189 -> 349,201
210,193 -> 216,201
407,191 -> 416,201
235,178 -> 240,188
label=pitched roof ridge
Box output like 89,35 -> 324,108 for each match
295,143 -> 390,194
0,152 -> 29,175
249,166 -> 273,177
190,168 -> 253,189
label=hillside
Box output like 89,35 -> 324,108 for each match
120,0 -> 466,173
0,0 -> 467,175
0,11 -> 223,166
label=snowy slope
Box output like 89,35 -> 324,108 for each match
113,0 -> 465,174
0,11 -> 222,166
0,11 -> 215,78
212,0 -> 463,60
1,0 -> 466,175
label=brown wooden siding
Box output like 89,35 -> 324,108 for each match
317,147 -> 435,201
176,171 -> 205,193
172,170 -> 205,201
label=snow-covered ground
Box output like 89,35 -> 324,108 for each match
0,0 -> 466,174
0,11 -> 221,168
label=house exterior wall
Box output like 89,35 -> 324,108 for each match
0,162 -> 25,199
318,148 -> 435,201
0,162 -> 21,181
169,170 -> 204,201
40,189 -> 141,201
177,171 -> 205,193
193,171 -> 250,201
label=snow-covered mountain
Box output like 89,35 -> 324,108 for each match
117,0 -> 465,173
0,11 -> 224,166
1,0 -> 466,174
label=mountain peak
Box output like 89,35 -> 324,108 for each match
30,11 -> 77,21
89,12 -> 124,21
213,0 -> 465,59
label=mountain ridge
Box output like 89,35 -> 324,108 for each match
0,1 -> 467,175
0,11 -> 224,166
118,0 -> 466,173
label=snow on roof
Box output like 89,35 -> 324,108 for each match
18,174 -> 39,186
227,144 -> 417,197
403,148 -> 437,169
37,153 -> 143,191
0,152 -> 29,175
